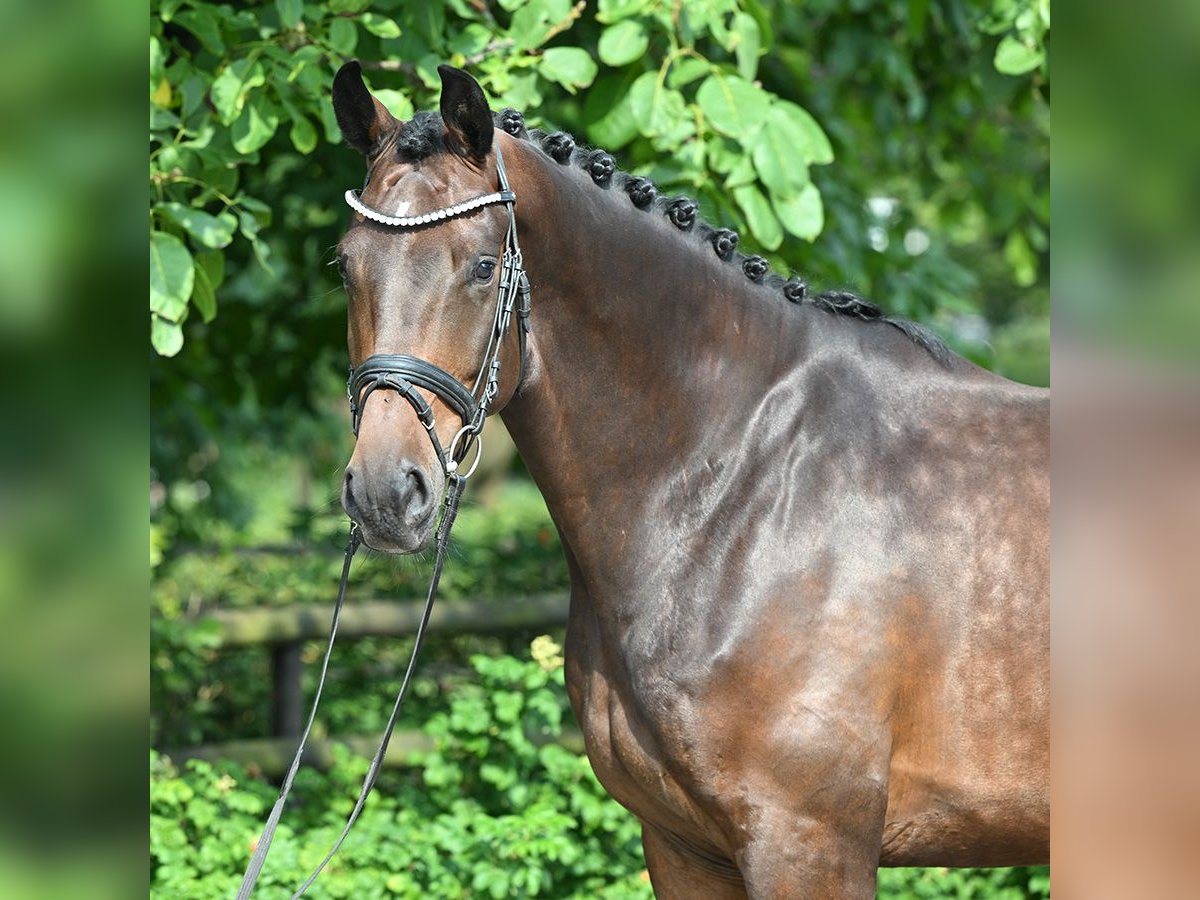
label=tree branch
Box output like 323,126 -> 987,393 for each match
545,1 -> 587,44
465,38 -> 516,67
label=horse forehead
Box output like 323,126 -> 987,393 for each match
367,153 -> 491,206
362,165 -> 438,216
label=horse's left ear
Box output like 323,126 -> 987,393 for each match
438,65 -> 493,162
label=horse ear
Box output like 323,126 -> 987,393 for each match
438,65 -> 493,161
332,60 -> 398,156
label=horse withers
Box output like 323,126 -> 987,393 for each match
331,61 -> 1049,898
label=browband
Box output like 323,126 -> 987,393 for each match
344,187 -> 516,228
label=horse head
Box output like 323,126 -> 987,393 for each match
333,62 -> 524,552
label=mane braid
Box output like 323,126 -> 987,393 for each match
491,116 -> 951,365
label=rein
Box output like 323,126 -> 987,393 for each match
236,143 -> 529,899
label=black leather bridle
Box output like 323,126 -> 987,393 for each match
237,144 -> 531,900
345,143 -> 530,478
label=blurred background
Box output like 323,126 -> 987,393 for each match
147,0 -> 1050,896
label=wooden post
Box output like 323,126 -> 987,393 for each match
271,640 -> 303,738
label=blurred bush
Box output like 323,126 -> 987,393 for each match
152,481 -> 567,747
152,640 -> 653,898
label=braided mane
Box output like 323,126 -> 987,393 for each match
377,106 -> 951,365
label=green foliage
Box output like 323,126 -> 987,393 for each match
151,641 -> 654,898
982,0 -> 1050,76
150,2 -> 1050,894
152,481 -> 568,747
149,0 -> 1048,352
878,864 -> 1050,898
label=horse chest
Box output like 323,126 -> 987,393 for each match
564,607 -> 727,840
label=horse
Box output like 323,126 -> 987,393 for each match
330,61 -> 1049,898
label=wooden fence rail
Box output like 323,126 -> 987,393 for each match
202,592 -> 571,647
173,592 -> 572,767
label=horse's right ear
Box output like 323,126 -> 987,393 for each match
332,60 -> 399,156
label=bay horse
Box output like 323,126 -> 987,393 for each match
331,62 -> 1049,898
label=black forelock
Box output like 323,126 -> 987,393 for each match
394,111 -> 445,162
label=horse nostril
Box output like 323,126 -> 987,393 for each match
403,467 -> 433,524
342,466 -> 361,516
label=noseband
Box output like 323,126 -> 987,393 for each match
237,142 -> 533,900
345,143 -> 531,478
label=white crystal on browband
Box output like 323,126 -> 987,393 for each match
344,188 -> 515,228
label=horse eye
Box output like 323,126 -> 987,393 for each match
473,258 -> 497,282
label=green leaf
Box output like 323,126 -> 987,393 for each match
231,98 -> 280,154
327,18 -> 358,56
329,0 -> 371,11
596,0 -> 652,24
994,35 -> 1043,75
628,71 -> 689,141
317,96 -> 340,143
174,8 -> 225,55
275,0 -> 302,28
151,316 -> 184,357
1004,230 -> 1037,287
666,56 -> 709,89
509,0 -> 570,51
771,101 -> 833,166
210,59 -> 265,125
732,12 -> 761,81
150,231 -> 194,322
538,47 -> 598,91
752,117 -> 809,197
289,113 -> 317,154
598,21 -> 649,67
157,203 -> 237,249
361,13 -> 401,38
179,73 -> 208,118
194,250 -> 225,291
907,0 -> 930,41
723,156 -> 756,189
696,74 -> 770,137
584,74 -> 639,149
372,89 -> 414,121
448,23 -> 492,57
150,37 -> 165,84
191,259 -> 217,323
772,183 -> 824,241
734,184 -> 782,250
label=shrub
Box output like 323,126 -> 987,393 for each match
151,638 -> 653,898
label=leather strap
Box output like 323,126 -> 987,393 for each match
235,525 -> 361,899
236,477 -> 466,899
236,142 -> 530,897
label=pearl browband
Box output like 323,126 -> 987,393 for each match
344,188 -> 517,228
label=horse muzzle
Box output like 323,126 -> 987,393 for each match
341,458 -> 439,553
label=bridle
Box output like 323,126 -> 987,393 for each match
237,142 -> 530,899
345,142 -> 531,479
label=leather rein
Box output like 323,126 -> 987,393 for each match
236,144 -> 530,899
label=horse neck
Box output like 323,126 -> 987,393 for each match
497,136 -> 813,578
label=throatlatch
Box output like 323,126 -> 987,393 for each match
237,143 -> 529,899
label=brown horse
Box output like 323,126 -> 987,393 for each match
331,62 -> 1049,898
